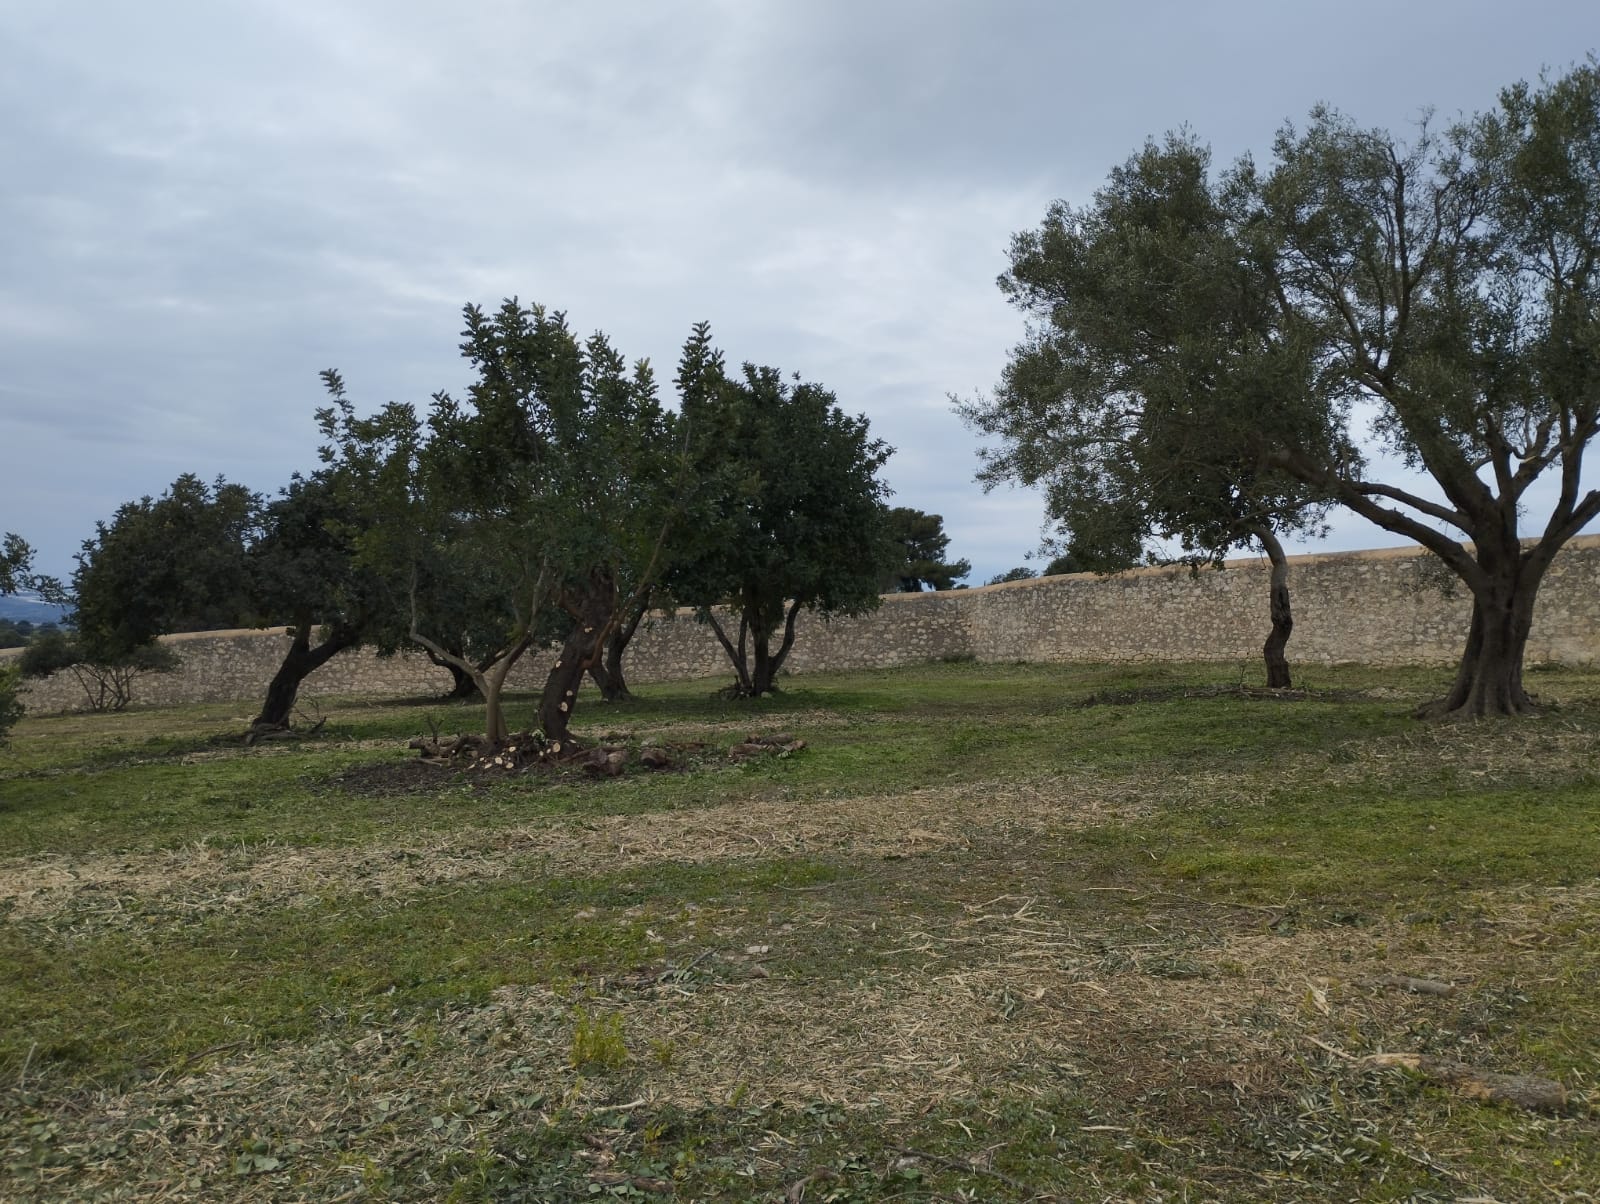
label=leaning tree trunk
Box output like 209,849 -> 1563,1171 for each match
253,617 -> 361,728
539,581 -> 615,748
423,649 -> 481,700
1255,527 -> 1294,689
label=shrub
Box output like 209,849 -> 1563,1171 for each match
19,632 -> 180,712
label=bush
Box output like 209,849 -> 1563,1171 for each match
19,632 -> 180,712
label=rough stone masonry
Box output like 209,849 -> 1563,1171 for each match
8,537 -> 1599,714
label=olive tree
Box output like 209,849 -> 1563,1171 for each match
962,133 -> 1338,687
969,62 -> 1600,714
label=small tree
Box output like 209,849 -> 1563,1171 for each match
18,631 -> 181,713
882,507 -> 971,592
669,337 -> 895,697
72,475 -> 259,653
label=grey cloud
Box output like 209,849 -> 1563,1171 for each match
1,0 -> 1596,587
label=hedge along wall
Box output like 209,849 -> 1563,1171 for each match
8,535 -> 1600,714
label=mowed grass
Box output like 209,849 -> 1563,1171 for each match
1,659 -> 1597,1202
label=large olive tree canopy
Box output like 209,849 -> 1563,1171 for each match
966,62 -> 1600,716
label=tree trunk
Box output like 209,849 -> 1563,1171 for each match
253,616 -> 360,727
482,673 -> 510,745
750,626 -> 777,697
1424,581 -> 1539,718
739,599 -> 803,697
424,649 -> 480,700
539,581 -> 614,747
1256,527 -> 1293,689
705,609 -> 755,695
587,593 -> 647,702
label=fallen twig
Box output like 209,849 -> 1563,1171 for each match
897,1147 -> 1037,1194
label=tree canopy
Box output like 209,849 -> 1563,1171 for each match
963,132 -> 1337,686
882,507 -> 971,592
72,475 -> 259,660
319,300 -> 684,746
668,333 -> 895,696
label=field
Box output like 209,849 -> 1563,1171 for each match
1,660 -> 1597,1202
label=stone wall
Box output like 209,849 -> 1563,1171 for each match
8,535 -> 1599,714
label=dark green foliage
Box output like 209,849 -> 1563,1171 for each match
64,472 -> 385,727
319,300 -> 684,743
72,475 -> 260,659
882,507 -> 971,592
986,566 -> 1037,585
669,331 -> 895,695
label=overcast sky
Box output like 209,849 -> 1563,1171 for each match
2,0 -> 1596,586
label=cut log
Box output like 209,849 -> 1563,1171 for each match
1361,1053 -> 1569,1112
1358,975 -> 1458,997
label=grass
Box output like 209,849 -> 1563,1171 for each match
1,659 -> 1597,1201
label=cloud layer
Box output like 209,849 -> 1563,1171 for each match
2,1 -> 1594,582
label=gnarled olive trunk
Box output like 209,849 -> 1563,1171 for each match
254,616 -> 361,728
539,575 -> 616,747
1424,572 -> 1540,719
423,648 -> 481,700
1255,527 -> 1294,689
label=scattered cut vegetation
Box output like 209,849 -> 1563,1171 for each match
1,660 -> 1597,1201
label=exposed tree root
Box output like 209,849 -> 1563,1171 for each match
242,716 -> 326,745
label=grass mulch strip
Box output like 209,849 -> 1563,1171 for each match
3,661 -> 1599,1201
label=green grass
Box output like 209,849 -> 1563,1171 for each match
2,659 -> 1598,1201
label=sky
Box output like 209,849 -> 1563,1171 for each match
2,0 -> 1596,587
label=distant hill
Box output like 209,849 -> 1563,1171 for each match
0,594 -> 73,625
